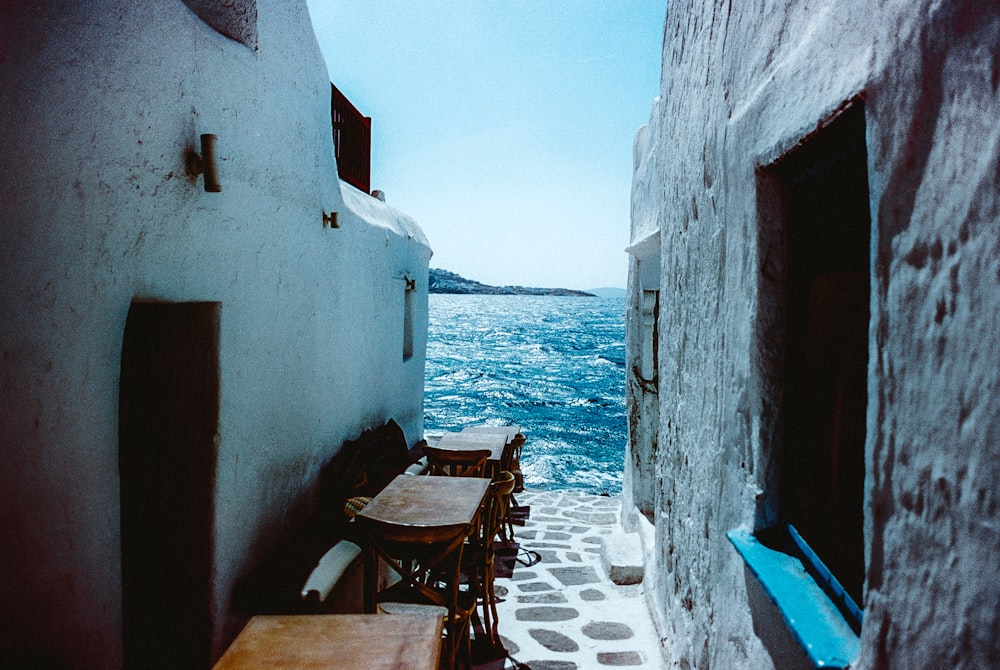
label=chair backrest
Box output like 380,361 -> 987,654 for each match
423,446 -> 491,478
509,434 -> 525,461
495,437 -> 513,470
357,515 -> 471,547
493,469 -> 516,498
473,471 -> 516,551
356,515 -> 470,612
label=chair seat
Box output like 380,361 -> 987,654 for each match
377,579 -> 477,614
377,579 -> 478,668
378,601 -> 449,618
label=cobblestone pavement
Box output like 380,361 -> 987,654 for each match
490,490 -> 664,669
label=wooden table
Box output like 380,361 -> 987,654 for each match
460,425 -> 522,441
435,431 -> 508,465
212,614 -> 442,670
357,473 -> 491,531
356,474 -> 491,669
460,426 -> 524,539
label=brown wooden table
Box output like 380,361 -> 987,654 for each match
212,614 -> 443,670
435,431 -> 508,471
356,474 -> 491,669
357,473 -> 491,531
460,426 -> 525,537
460,425 -> 522,441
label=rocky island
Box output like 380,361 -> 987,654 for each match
429,268 -> 595,297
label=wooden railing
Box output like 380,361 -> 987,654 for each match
331,83 -> 371,194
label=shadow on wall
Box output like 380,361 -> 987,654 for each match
230,420 -> 415,617
744,568 -> 816,670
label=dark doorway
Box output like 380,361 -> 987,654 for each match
774,103 -> 870,605
119,301 -> 220,669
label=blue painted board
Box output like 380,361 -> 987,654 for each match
727,528 -> 860,668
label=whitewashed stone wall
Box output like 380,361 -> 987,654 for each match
627,1 -> 1000,668
624,111 -> 663,524
0,1 -> 431,667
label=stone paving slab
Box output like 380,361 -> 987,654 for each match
491,490 -> 664,669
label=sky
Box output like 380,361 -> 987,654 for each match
305,1 -> 665,291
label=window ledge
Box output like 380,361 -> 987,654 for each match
727,528 -> 860,668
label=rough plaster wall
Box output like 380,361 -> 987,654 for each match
628,99 -> 672,651
625,104 -> 664,523
0,1 -> 431,666
632,0 -> 1000,668
624,258 -> 653,520
861,2 -> 1000,667
645,3 -> 774,666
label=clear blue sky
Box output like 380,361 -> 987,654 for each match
305,1 -> 665,290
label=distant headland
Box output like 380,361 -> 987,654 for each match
429,268 -> 596,297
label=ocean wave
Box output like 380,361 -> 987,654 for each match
424,294 -> 626,495
592,355 -> 626,367
521,453 -> 623,495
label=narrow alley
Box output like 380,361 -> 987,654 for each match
485,490 -> 661,669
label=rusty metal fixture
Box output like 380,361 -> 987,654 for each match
186,133 -> 221,192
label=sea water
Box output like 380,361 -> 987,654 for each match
424,294 -> 626,495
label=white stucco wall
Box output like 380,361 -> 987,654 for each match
0,1 -> 431,666
627,1 -> 1000,668
624,101 -> 664,523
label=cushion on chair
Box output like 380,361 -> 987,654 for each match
319,419 -> 411,531
344,496 -> 372,519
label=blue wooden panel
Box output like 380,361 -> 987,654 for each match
727,528 -> 860,668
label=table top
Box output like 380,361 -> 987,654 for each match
212,614 -> 443,670
357,473 -> 490,528
461,425 -> 522,440
435,431 -> 508,462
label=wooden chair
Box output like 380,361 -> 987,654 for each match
423,445 -> 491,478
500,434 -> 526,541
356,516 -> 477,670
507,433 -> 525,490
465,470 -> 516,647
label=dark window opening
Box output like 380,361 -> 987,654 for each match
640,289 -> 659,383
403,279 -> 415,361
771,102 -> 870,609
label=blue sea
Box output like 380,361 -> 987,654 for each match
423,294 -> 627,495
